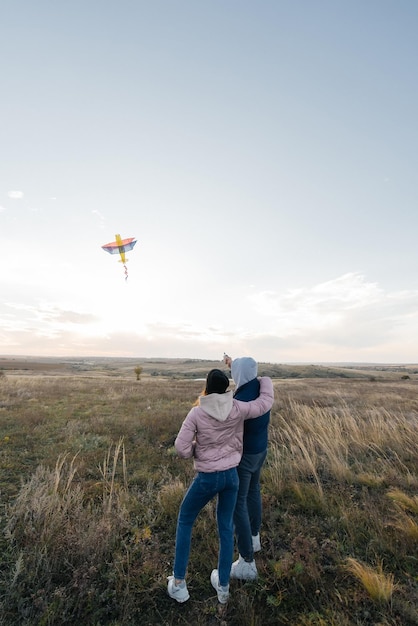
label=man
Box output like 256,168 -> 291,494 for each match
223,354 -> 271,580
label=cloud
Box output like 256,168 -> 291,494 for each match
249,273 -> 384,331
0,205 -> 6,212
147,321 -> 228,340
44,308 -> 99,325
1,273 -> 417,363
2,302 -> 98,332
92,209 -> 106,228
7,190 -> 24,199
245,273 -> 418,360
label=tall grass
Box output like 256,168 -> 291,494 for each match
2,445 -> 134,624
264,394 -> 418,499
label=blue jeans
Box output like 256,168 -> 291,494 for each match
173,468 -> 239,587
233,449 -> 267,560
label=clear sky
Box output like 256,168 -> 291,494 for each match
1,1 -> 418,363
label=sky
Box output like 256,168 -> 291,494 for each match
1,1 -> 418,364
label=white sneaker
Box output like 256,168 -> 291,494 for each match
230,555 -> 258,580
210,569 -> 230,604
167,575 -> 190,603
252,533 -> 261,552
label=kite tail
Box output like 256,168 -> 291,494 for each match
124,264 -> 129,281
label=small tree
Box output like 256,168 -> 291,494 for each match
134,366 -> 143,381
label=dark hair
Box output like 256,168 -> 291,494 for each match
205,369 -> 229,395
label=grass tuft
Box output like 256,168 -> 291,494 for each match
345,557 -> 397,603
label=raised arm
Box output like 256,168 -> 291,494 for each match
235,377 -> 274,419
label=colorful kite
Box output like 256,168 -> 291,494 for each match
102,233 -> 137,280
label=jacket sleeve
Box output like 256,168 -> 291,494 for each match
174,408 -> 197,459
235,377 -> 274,420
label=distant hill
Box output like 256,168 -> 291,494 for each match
1,356 -> 417,381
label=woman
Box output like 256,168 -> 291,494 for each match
167,368 -> 274,604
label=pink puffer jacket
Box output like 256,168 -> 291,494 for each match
175,377 -> 274,472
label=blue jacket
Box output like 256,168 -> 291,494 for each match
233,377 -> 270,454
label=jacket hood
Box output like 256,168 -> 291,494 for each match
199,390 -> 233,422
231,357 -> 258,389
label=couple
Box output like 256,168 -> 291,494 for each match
167,356 -> 272,604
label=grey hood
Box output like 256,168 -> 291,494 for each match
231,357 -> 258,389
199,390 -> 233,422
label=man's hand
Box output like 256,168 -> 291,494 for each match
223,353 -> 232,368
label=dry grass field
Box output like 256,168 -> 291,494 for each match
0,358 -> 417,625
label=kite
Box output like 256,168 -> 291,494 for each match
102,233 -> 137,280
